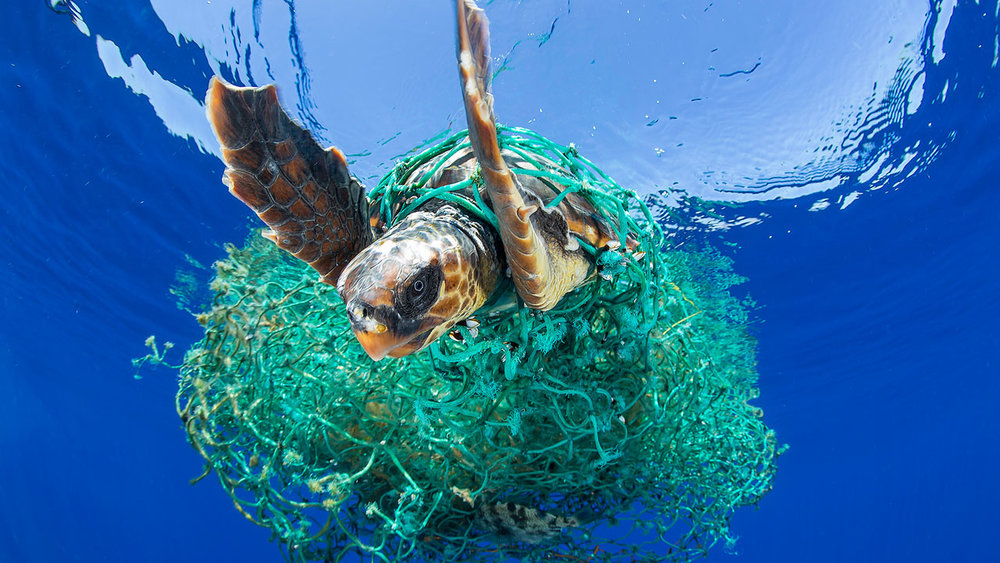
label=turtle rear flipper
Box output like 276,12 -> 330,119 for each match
457,0 -> 593,310
206,77 -> 373,285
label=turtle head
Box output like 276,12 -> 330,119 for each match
336,215 -> 492,360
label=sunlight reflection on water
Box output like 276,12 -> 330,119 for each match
64,0 -> 989,226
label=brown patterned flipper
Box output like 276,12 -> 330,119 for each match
457,0 -> 592,310
206,76 -> 373,286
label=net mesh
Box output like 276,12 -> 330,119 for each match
147,126 -> 782,562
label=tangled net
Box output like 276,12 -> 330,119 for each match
151,127 -> 782,562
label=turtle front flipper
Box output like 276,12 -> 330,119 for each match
456,0 -> 592,311
206,77 -> 373,286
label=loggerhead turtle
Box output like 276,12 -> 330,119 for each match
206,0 -> 631,361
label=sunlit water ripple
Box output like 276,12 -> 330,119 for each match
75,0 -> 983,207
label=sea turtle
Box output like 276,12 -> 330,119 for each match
206,0 -> 628,361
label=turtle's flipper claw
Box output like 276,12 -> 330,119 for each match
206,77 -> 373,286
457,0 -> 590,310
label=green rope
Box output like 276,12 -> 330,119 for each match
153,126 -> 781,562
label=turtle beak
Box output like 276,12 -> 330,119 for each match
351,327 -> 436,360
346,299 -> 438,360
353,329 -> 405,361
346,302 -> 398,361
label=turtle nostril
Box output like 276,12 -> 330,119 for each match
347,301 -> 378,329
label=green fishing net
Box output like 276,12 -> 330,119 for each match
154,126 -> 781,562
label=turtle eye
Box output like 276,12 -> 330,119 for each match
395,265 -> 442,318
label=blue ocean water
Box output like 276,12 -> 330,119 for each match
2,0 -> 997,561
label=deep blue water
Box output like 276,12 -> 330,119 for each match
2,1 -> 998,561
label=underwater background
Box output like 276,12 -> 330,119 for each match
2,0 -> 997,561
